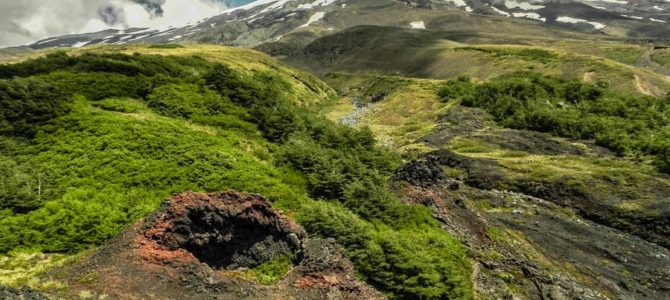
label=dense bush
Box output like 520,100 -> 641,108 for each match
0,51 -> 211,80
0,98 -> 298,252
0,52 -> 474,299
0,77 -> 71,137
38,71 -> 152,100
205,64 -> 302,142
361,229 -> 472,299
0,156 -> 44,213
439,72 -> 670,173
203,63 -> 473,298
297,201 -> 472,299
461,47 -> 557,62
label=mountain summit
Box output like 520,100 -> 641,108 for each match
19,0 -> 669,50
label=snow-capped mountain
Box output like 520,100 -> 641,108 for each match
19,0 -> 670,50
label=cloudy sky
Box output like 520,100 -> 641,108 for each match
0,0 -> 244,47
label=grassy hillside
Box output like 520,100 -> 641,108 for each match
0,46 -> 474,299
323,73 -> 449,153
318,69 -> 670,299
321,69 -> 670,246
279,26 -> 669,98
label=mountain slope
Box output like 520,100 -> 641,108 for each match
18,0 -> 670,52
319,69 -> 670,300
267,25 -> 670,97
1,1 -> 669,299
0,45 -> 474,299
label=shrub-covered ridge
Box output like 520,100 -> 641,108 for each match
0,48 -> 473,299
439,73 -> 670,173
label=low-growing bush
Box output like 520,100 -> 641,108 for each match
439,73 -> 670,173
0,51 -> 474,299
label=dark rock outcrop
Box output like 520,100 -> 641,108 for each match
45,191 -> 383,300
145,192 -> 305,270
397,0 -> 432,9
0,286 -> 48,300
393,154 -> 670,299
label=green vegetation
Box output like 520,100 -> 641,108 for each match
439,72 -> 670,173
148,44 -> 185,49
460,47 -> 558,63
651,49 -> 670,69
248,254 -> 293,285
0,50 -> 473,299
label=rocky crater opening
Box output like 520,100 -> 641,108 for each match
145,192 -> 305,270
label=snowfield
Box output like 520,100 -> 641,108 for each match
299,12 -> 326,28
556,16 -> 607,30
410,21 -> 426,29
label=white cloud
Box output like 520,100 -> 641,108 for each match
0,0 -> 230,47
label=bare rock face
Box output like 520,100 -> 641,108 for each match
393,154 -> 670,300
45,191 -> 383,300
397,0 -> 432,9
0,286 -> 48,300
142,192 -> 305,270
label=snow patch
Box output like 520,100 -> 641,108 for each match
504,0 -> 545,10
129,34 -> 151,42
298,0 -> 338,10
491,6 -> 511,17
650,18 -> 667,23
298,12 -> 326,28
512,12 -> 546,22
585,0 -> 627,4
245,0 -> 293,21
410,21 -> 426,29
224,0 -> 287,14
556,16 -> 606,30
445,0 -> 474,12
37,38 -> 57,45
72,41 -> 90,48
153,28 -> 177,37
621,14 -> 643,20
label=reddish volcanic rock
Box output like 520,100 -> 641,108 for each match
45,191 -> 383,300
138,192 -> 305,270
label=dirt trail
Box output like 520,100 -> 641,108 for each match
634,73 -> 663,97
635,46 -> 670,77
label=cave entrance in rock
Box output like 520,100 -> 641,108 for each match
157,204 -> 299,270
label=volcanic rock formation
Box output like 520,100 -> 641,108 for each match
45,192 -> 383,299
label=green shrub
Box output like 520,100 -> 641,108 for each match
0,156 -> 44,213
360,229 -> 473,299
343,179 -> 436,229
0,51 -> 474,299
248,254 -> 293,285
0,77 -> 71,137
440,72 -> 670,173
92,98 -> 146,113
298,201 -> 374,250
149,44 -> 185,49
205,64 -> 302,142
437,76 -> 475,101
297,201 -> 473,299
37,71 -> 152,100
